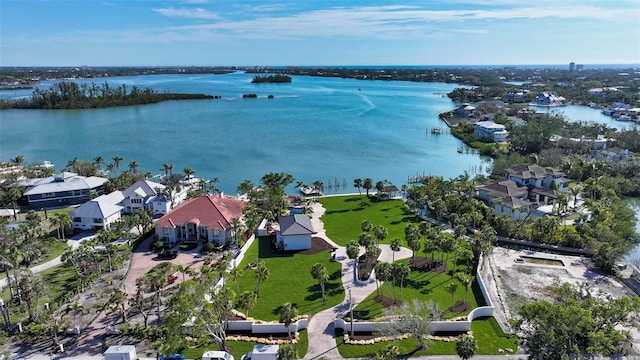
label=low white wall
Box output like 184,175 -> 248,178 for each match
475,253 -> 493,307
257,219 -> 268,237
224,318 -> 308,334
232,233 -> 257,270
335,318 -> 473,333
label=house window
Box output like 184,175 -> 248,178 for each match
131,198 -> 142,204
42,192 -> 56,198
73,217 -> 81,222
93,218 -> 103,223
162,228 -> 169,235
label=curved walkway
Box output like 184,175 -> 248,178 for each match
304,201 -> 412,360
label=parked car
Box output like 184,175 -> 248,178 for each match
160,354 -> 186,360
158,247 -> 179,259
202,351 -> 234,360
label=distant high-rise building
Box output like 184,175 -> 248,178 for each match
569,62 -> 575,72
576,64 -> 584,71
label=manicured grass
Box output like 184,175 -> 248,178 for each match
233,237 -> 344,321
352,257 -> 478,320
335,328 -> 457,358
182,329 -> 308,360
335,317 -> 517,358
471,317 -> 518,354
319,196 -> 419,246
0,240 -> 68,281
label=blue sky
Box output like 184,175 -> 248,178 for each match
1,0 -> 639,66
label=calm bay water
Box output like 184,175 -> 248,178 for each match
531,104 -> 639,131
0,72 -> 489,194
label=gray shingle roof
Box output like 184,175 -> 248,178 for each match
278,214 -> 313,235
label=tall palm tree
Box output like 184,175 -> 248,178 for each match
254,261 -> 269,297
93,156 -> 104,169
112,156 -> 123,174
279,303 -> 298,340
390,238 -> 401,262
183,167 -> 196,181
65,301 -> 85,329
353,178 -> 363,195
311,263 -> 329,304
105,163 -> 115,177
363,178 -> 373,196
238,291 -> 257,318
128,160 -> 139,174
51,213 -> 71,241
395,262 -> 411,300
445,282 -> 458,309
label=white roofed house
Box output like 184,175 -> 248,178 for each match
474,121 -> 509,143
69,191 -> 124,231
120,180 -> 170,215
276,214 -> 314,251
529,91 -> 566,107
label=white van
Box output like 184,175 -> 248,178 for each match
202,351 -> 234,360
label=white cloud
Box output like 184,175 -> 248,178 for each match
153,7 -> 220,20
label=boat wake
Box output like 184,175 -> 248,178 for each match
358,92 -> 376,116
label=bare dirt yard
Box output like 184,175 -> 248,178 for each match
490,247 -> 640,355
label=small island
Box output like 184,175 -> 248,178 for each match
0,81 -> 214,110
251,74 -> 292,84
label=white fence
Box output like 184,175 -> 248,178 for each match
225,318 -> 308,334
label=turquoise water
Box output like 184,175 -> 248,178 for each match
0,72 -> 490,194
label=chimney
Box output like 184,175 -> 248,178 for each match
219,191 -> 224,198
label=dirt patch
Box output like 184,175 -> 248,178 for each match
448,300 -> 470,313
374,295 -> 403,308
298,237 -> 336,255
410,256 -> 447,273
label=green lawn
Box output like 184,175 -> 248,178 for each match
232,236 -> 344,321
352,258 -> 479,320
319,196 -> 420,246
182,329 -> 308,360
0,240 -> 68,281
335,317 -> 517,358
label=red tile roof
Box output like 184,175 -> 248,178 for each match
155,195 -> 245,230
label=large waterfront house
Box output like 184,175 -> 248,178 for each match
120,180 -> 184,215
23,172 -> 108,208
155,194 -> 245,246
69,191 -> 124,231
476,165 -> 570,220
276,214 -> 314,251
452,103 -> 476,118
594,147 -> 634,161
474,121 -> 508,142
529,92 -> 566,107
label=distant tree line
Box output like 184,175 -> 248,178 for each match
251,75 -> 292,83
0,81 -> 214,109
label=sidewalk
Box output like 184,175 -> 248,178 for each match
303,202 -> 412,360
0,232 -> 96,288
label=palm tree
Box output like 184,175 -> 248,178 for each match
228,266 -> 244,293
363,178 -> 373,196
254,261 -> 269,297
161,163 -> 173,180
105,243 -> 117,272
51,213 -> 71,241
353,178 -> 363,195
238,291 -> 257,318
128,160 -> 139,174
445,282 -> 459,309
183,167 -> 196,181
279,303 -> 298,340
346,240 -> 360,276
105,163 -> 115,177
361,220 -> 372,233
456,333 -> 477,360
10,155 -> 25,166
390,238 -> 402,262
311,263 -> 329,304
569,183 -> 583,209
112,156 -> 123,174
395,262 -> 411,300
455,272 -> 473,303
373,225 -> 388,248
65,301 -> 86,330
93,156 -> 104,169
